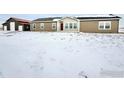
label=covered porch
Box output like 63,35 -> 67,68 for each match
54,17 -> 80,32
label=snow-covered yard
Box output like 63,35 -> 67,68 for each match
0,31 -> 124,78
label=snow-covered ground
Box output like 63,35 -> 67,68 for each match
0,31 -> 124,78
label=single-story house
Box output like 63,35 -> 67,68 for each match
30,15 -> 121,33
2,17 -> 30,31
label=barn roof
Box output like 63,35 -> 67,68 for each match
2,17 -> 31,25
11,17 -> 31,23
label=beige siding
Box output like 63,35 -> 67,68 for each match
44,22 -> 56,31
80,20 -> 119,33
31,19 -> 119,33
31,22 -> 57,32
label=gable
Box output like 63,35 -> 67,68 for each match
5,18 -> 16,23
3,17 -> 30,25
2,18 -> 16,25
60,17 -> 79,22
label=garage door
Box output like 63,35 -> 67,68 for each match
18,25 -> 23,31
4,26 -> 7,31
10,22 -> 15,31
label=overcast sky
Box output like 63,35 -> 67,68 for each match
0,14 -> 124,28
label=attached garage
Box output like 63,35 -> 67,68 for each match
2,17 -> 30,31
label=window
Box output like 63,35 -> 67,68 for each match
74,23 -> 77,29
40,23 -> 44,30
99,22 -> 104,29
99,21 -> 111,30
70,23 -> 73,29
52,23 -> 56,29
65,22 -> 78,30
65,23 -> 68,29
105,23 -> 111,29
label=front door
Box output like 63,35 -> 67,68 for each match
4,26 -> 7,31
60,23 -> 63,31
18,25 -> 23,31
10,22 -> 15,31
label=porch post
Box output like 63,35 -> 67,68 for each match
78,20 -> 80,32
57,21 -> 60,31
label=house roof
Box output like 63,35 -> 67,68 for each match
33,17 -> 61,21
75,14 -> 121,20
32,14 -> 121,22
77,16 -> 121,19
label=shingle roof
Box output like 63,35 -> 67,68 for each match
77,16 -> 121,19
32,15 -> 120,22
76,14 -> 121,19
33,17 -> 61,21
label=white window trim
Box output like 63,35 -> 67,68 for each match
64,22 -> 70,30
64,22 -> 78,30
98,21 -> 111,30
74,23 -> 78,29
52,23 -> 56,30
69,23 -> 73,29
40,23 -> 44,30
65,23 -> 69,29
